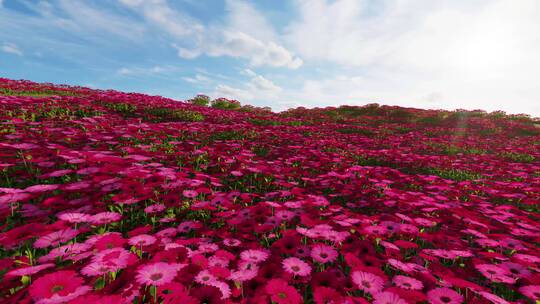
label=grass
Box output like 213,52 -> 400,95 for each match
143,107 -> 205,122
0,88 -> 82,97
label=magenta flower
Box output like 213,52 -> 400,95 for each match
282,257 -> 312,277
351,271 -> 384,295
57,212 -> 90,224
90,212 -> 122,225
240,249 -> 270,264
393,275 -> 424,290
310,244 -> 338,264
34,229 -> 79,248
427,287 -> 463,304
136,262 -> 185,286
182,189 -> 198,198
373,291 -> 408,304
128,234 -> 157,246
6,263 -> 55,278
519,285 -> 540,301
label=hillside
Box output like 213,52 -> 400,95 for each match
0,78 -> 539,303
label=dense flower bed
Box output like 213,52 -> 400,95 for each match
0,78 -> 539,303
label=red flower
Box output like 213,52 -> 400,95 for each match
313,286 -> 343,304
265,279 -> 302,304
28,270 -> 90,303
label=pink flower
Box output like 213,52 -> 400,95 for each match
265,279 -> 302,304
519,285 -> 540,301
144,204 -> 166,214
477,291 -> 510,304
183,190 -> 198,198
240,249 -> 270,264
310,244 -> 338,264
136,262 -> 184,286
282,257 -> 312,277
34,229 -> 79,248
81,262 -> 113,277
128,234 -> 157,246
195,270 -> 218,284
90,212 -> 121,225
427,287 -> 463,304
373,291 -> 408,304
351,271 -> 384,295
393,275 -> 424,290
6,263 -> 55,277
475,264 -> 515,284
91,247 -> 133,270
28,270 -> 90,304
57,212 -> 89,224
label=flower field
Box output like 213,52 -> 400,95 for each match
0,78 -> 539,303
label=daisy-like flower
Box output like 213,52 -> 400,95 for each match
240,249 -> 270,264
373,291 -> 408,304
34,229 -> 79,249
91,247 -> 133,270
144,204 -> 166,214
310,244 -> 338,264
81,262 -> 113,277
265,279 -> 302,304
57,212 -> 90,224
136,262 -> 185,286
393,275 -> 424,290
223,238 -> 241,247
519,285 -> 540,301
351,271 -> 384,295
313,286 -> 343,304
477,291 -> 510,304
195,270 -> 218,284
427,287 -> 463,304
475,264 -> 515,284
28,270 -> 91,304
182,189 -> 198,198
5,263 -> 55,278
282,257 -> 312,277
228,268 -> 258,282
90,212 -> 121,225
128,234 -> 157,246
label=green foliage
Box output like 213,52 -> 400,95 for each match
143,107 -> 205,122
188,94 -> 210,106
6,104 -> 102,121
499,151 -> 536,163
0,88 -> 81,97
103,102 -> 137,116
336,128 -> 374,136
421,167 -> 483,181
211,98 -> 241,110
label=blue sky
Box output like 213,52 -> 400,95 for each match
1,0 -> 539,115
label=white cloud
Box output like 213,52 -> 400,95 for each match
1,42 -> 23,56
119,0 -> 302,69
182,74 -> 211,85
249,75 -> 282,93
214,84 -> 253,101
240,68 -> 256,77
211,72 -> 282,106
117,65 -> 170,76
204,30 -> 302,68
284,0 -> 540,115
118,0 -> 203,37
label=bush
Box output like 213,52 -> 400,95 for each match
143,107 -> 205,122
103,102 -> 137,116
211,98 -> 241,110
188,94 -> 210,106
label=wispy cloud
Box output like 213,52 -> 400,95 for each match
119,0 -> 302,69
1,42 -> 23,56
117,65 -> 174,76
